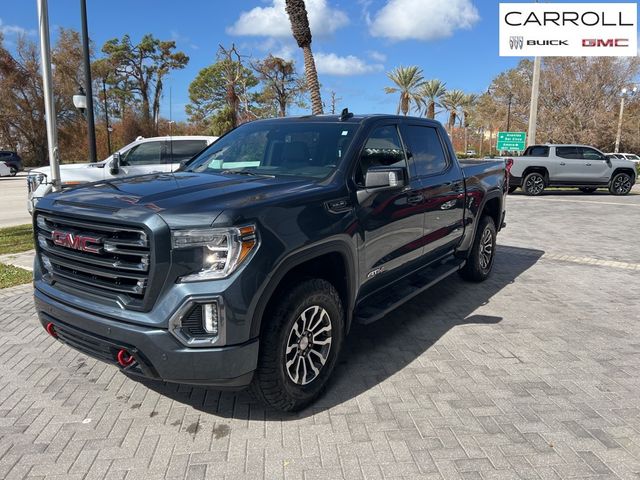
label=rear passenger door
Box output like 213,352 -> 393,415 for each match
554,146 -> 586,182
400,122 -> 465,260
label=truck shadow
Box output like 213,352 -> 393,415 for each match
137,245 -> 543,420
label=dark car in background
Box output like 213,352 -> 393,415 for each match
0,151 -> 23,176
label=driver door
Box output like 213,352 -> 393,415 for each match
580,147 -> 611,183
355,123 -> 426,297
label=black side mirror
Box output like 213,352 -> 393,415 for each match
110,152 -> 121,175
364,166 -> 406,190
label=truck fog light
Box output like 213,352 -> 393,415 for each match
203,303 -> 219,335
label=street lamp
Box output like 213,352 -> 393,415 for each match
73,87 -> 87,114
614,85 -> 638,154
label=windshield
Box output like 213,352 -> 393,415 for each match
185,121 -> 359,179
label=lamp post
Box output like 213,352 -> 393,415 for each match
614,86 -> 638,154
102,78 -> 112,155
506,94 -> 513,132
80,0 -> 97,162
73,87 -> 87,114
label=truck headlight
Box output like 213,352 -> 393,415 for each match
27,173 -> 47,193
172,225 -> 258,282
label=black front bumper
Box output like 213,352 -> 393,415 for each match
35,288 -> 259,389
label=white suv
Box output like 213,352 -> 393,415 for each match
27,136 -> 217,213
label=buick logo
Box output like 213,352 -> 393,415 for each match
510,36 -> 524,50
52,230 -> 102,254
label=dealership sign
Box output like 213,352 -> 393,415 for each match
499,3 -> 637,57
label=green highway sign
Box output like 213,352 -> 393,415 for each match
496,131 -> 526,151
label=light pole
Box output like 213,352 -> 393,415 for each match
506,94 -> 513,132
615,86 -> 638,153
102,78 -> 112,155
80,0 -> 97,162
527,56 -> 541,146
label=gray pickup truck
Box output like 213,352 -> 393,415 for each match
33,113 -> 508,411
509,144 -> 637,196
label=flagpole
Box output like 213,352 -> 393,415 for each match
37,0 -> 61,191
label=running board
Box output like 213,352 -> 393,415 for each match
354,255 -> 464,325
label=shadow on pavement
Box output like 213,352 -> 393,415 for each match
137,245 -> 544,420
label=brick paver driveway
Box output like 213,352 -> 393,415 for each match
1,188 -> 639,479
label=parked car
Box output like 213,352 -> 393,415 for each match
0,150 -> 23,175
621,153 -> 640,165
0,161 -> 12,177
509,144 -> 636,195
27,136 -> 217,213
33,113 -> 508,411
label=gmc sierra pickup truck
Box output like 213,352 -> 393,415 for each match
33,113 -> 508,411
509,144 -> 637,195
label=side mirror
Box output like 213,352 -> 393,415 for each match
364,166 -> 406,190
110,152 -> 121,175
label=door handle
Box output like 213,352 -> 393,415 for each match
407,193 -> 424,205
585,163 -> 592,166
559,162 -> 566,166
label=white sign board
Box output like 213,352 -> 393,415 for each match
499,3 -> 637,57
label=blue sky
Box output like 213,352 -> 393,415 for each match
0,0 -> 619,122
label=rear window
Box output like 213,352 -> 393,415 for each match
524,146 -> 549,157
164,140 -> 208,163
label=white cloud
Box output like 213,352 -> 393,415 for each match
369,0 -> 480,41
367,50 -> 387,62
227,0 -> 348,37
0,19 -> 34,37
315,52 -> 384,76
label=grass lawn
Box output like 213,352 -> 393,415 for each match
0,224 -> 34,255
0,263 -> 32,289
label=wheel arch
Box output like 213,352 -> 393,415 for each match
611,167 -> 637,182
522,166 -> 549,183
249,240 -> 357,339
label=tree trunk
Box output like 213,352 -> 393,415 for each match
427,101 -> 435,119
302,45 -> 323,115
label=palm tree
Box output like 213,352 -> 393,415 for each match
384,66 -> 424,116
461,93 -> 478,153
285,0 -> 323,115
441,89 -> 466,131
419,79 -> 446,119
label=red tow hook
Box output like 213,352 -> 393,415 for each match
116,349 -> 135,367
45,322 -> 58,338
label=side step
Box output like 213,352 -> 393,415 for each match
354,255 -> 464,325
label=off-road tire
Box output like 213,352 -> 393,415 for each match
459,216 -> 497,282
522,172 -> 545,196
250,278 -> 344,412
609,173 -> 633,196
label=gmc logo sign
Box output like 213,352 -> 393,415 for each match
582,38 -> 629,47
52,230 -> 102,254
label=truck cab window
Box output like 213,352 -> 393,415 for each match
121,142 -> 162,166
402,125 -> 449,176
356,125 -> 406,185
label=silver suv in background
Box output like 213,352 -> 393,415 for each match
509,144 -> 637,196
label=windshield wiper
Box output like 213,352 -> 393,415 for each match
220,170 -> 274,178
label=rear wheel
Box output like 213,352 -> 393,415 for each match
250,278 -> 344,411
9,167 -> 17,177
459,216 -> 497,282
609,173 -> 633,196
522,172 -> 545,196
579,187 -> 597,194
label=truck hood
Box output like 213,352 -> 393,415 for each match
43,172 -> 317,228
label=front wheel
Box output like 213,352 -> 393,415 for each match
609,173 -> 633,196
522,172 -> 545,196
250,278 -> 344,411
9,168 -> 17,177
459,216 -> 497,282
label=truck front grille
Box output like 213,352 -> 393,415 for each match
35,213 -> 152,308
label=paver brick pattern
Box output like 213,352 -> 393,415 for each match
1,190 -> 639,479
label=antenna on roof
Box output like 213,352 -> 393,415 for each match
339,108 -> 353,121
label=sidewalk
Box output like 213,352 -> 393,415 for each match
0,249 -> 34,271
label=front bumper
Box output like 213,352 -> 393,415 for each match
34,288 -> 259,388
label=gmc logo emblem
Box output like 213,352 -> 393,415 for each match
582,38 -> 629,47
52,230 -> 102,254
